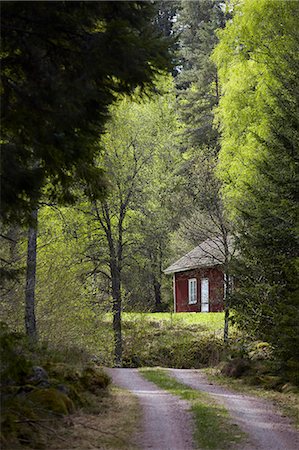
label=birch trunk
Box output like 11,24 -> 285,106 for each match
25,208 -> 38,342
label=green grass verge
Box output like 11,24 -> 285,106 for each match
139,368 -> 245,450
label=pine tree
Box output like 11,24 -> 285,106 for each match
175,0 -> 227,149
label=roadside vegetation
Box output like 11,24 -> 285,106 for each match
204,368 -> 299,430
121,312 -> 227,368
0,325 -> 138,449
140,368 -> 245,450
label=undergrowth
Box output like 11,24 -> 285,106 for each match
121,312 -> 227,368
0,323 -> 111,449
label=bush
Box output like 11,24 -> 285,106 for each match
0,325 -> 111,449
80,366 -> 111,393
220,358 -> 251,378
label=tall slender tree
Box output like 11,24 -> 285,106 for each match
85,81 -> 180,365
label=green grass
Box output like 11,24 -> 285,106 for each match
140,368 -> 245,450
123,311 -> 225,332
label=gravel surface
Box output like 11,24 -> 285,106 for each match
106,368 -> 195,450
168,368 -> 299,450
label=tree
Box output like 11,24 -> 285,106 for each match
1,1 -> 173,341
24,209 -> 38,342
172,0 -> 231,340
213,0 -> 299,368
1,1 -> 172,225
174,0 -> 227,149
83,80 -> 180,365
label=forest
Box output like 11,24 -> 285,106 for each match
1,1 -> 299,449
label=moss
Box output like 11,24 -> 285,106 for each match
1,397 -> 42,449
59,381 -> 87,407
1,411 -> 19,437
44,363 -> 81,383
80,367 -> 111,393
27,388 -> 74,415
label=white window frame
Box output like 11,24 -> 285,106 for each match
188,278 -> 197,304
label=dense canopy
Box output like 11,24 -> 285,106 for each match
1,1 -> 172,224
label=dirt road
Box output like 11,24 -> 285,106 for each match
107,368 -> 298,450
106,368 -> 195,450
168,368 -> 299,450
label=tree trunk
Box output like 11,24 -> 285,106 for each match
25,208 -> 38,343
223,272 -> 230,343
153,279 -> 162,312
111,262 -> 122,367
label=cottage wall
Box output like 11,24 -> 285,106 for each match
174,267 -> 224,313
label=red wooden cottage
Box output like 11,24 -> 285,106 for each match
164,238 -> 231,313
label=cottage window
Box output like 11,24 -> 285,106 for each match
188,278 -> 197,304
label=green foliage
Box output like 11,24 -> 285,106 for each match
175,0 -> 228,149
213,0 -> 299,364
121,312 -> 227,368
28,388 -> 74,416
80,366 -> 111,393
1,1 -> 172,224
140,368 -> 244,449
0,323 -> 33,385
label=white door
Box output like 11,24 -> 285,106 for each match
201,278 -> 209,312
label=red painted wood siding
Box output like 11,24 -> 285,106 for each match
174,267 -> 224,312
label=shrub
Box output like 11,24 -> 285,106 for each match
220,358 -> 251,378
80,366 -> 111,393
27,387 -> 74,415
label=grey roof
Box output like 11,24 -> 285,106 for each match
164,237 -> 234,274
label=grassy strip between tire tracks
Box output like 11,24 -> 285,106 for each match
140,368 -> 245,450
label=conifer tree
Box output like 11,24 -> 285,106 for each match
175,0 -> 227,149
1,1 -> 172,225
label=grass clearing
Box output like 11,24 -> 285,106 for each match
123,311 -> 226,332
119,312 -> 229,368
204,368 -> 299,430
140,368 -> 245,450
